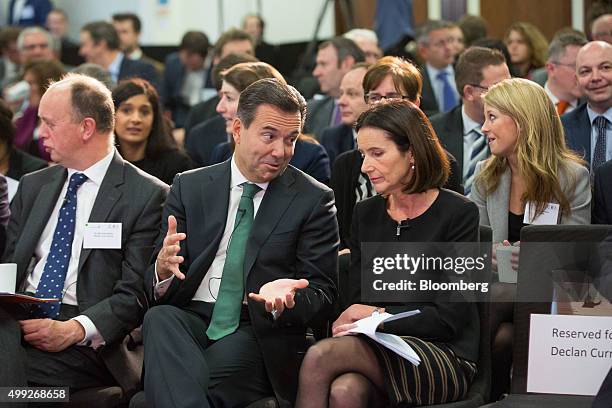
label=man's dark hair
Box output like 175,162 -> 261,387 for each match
455,46 -> 506,96
318,37 -> 365,67
112,13 -> 142,33
0,27 -> 21,50
214,28 -> 254,58
81,21 -> 120,51
237,78 -> 307,129
212,52 -> 259,90
179,31 -> 210,58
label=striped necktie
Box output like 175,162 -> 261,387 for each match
464,129 -> 488,195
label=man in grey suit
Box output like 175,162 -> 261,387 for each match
305,37 -> 364,140
430,46 -> 510,194
140,78 -> 338,408
0,74 -> 168,394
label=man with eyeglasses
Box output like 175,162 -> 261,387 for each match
416,20 -> 461,117
592,14 -> 612,44
541,32 -> 587,116
430,47 -> 510,194
17,26 -> 59,64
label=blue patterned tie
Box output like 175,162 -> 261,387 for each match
32,172 -> 88,318
464,129 -> 489,195
593,116 -> 608,170
437,70 -> 457,112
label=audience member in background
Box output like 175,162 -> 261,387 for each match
416,20 -> 460,116
297,101 -> 480,408
0,99 -> 47,186
8,0 -> 51,26
331,56 -> 463,249
431,47 -> 511,195
320,63 -> 370,166
504,22 -> 548,79
112,13 -> 164,75
242,14 -> 277,65
161,31 -> 210,129
73,62 -> 114,90
14,58 -> 66,161
541,32 -> 587,115
458,14 -> 488,48
448,22 -> 466,61
593,159 -> 612,224
343,29 -> 383,65
307,37 -> 365,139
562,41 -> 612,171
206,62 -> 331,184
470,78 -> 590,398
0,27 -> 21,87
183,52 -> 258,137
591,13 -> 612,44
46,9 -> 77,50
79,21 -> 159,89
17,26 -> 59,64
530,29 -> 586,86
112,79 -> 193,185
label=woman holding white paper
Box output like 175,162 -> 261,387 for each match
296,101 -> 481,407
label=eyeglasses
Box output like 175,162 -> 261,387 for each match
467,83 -> 489,92
550,61 -> 576,69
365,92 -> 410,103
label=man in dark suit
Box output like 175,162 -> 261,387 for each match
562,41 -> 612,171
416,20 -> 460,117
112,13 -> 164,75
79,21 -> 159,90
320,63 -> 369,167
0,74 -> 168,394
306,37 -> 365,140
593,159 -> 612,223
140,78 -> 338,407
184,115 -> 227,167
430,46 -> 510,194
8,0 -> 51,26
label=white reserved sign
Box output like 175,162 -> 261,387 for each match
527,314 -> 612,395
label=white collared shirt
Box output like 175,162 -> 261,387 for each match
107,52 -> 125,84
24,150 -> 114,347
155,156 -> 268,302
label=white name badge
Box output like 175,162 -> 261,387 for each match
524,202 -> 560,225
83,223 -> 122,249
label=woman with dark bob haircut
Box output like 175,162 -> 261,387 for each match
297,100 -> 480,408
112,78 -> 193,184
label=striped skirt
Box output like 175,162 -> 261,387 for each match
367,336 -> 477,407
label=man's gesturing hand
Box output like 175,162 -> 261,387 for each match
248,279 -> 309,318
156,215 -> 186,281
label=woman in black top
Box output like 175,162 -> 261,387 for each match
112,79 -> 193,185
297,101 -> 480,407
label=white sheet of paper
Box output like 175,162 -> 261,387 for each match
83,223 -> 122,249
349,310 -> 421,365
524,202 -> 560,225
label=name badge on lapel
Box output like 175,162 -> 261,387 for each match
523,202 -> 560,225
84,223 -> 122,249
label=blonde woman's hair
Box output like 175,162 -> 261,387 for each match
475,78 -> 585,218
505,22 -> 549,69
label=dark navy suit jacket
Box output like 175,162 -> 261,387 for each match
119,57 -> 160,90
8,0 -> 50,25
320,124 -> 355,168
562,102 -> 592,167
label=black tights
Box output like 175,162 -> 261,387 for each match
296,336 -> 387,408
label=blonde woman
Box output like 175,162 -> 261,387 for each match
504,22 -> 549,79
471,77 -> 590,244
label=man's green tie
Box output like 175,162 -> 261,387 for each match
206,182 -> 261,340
